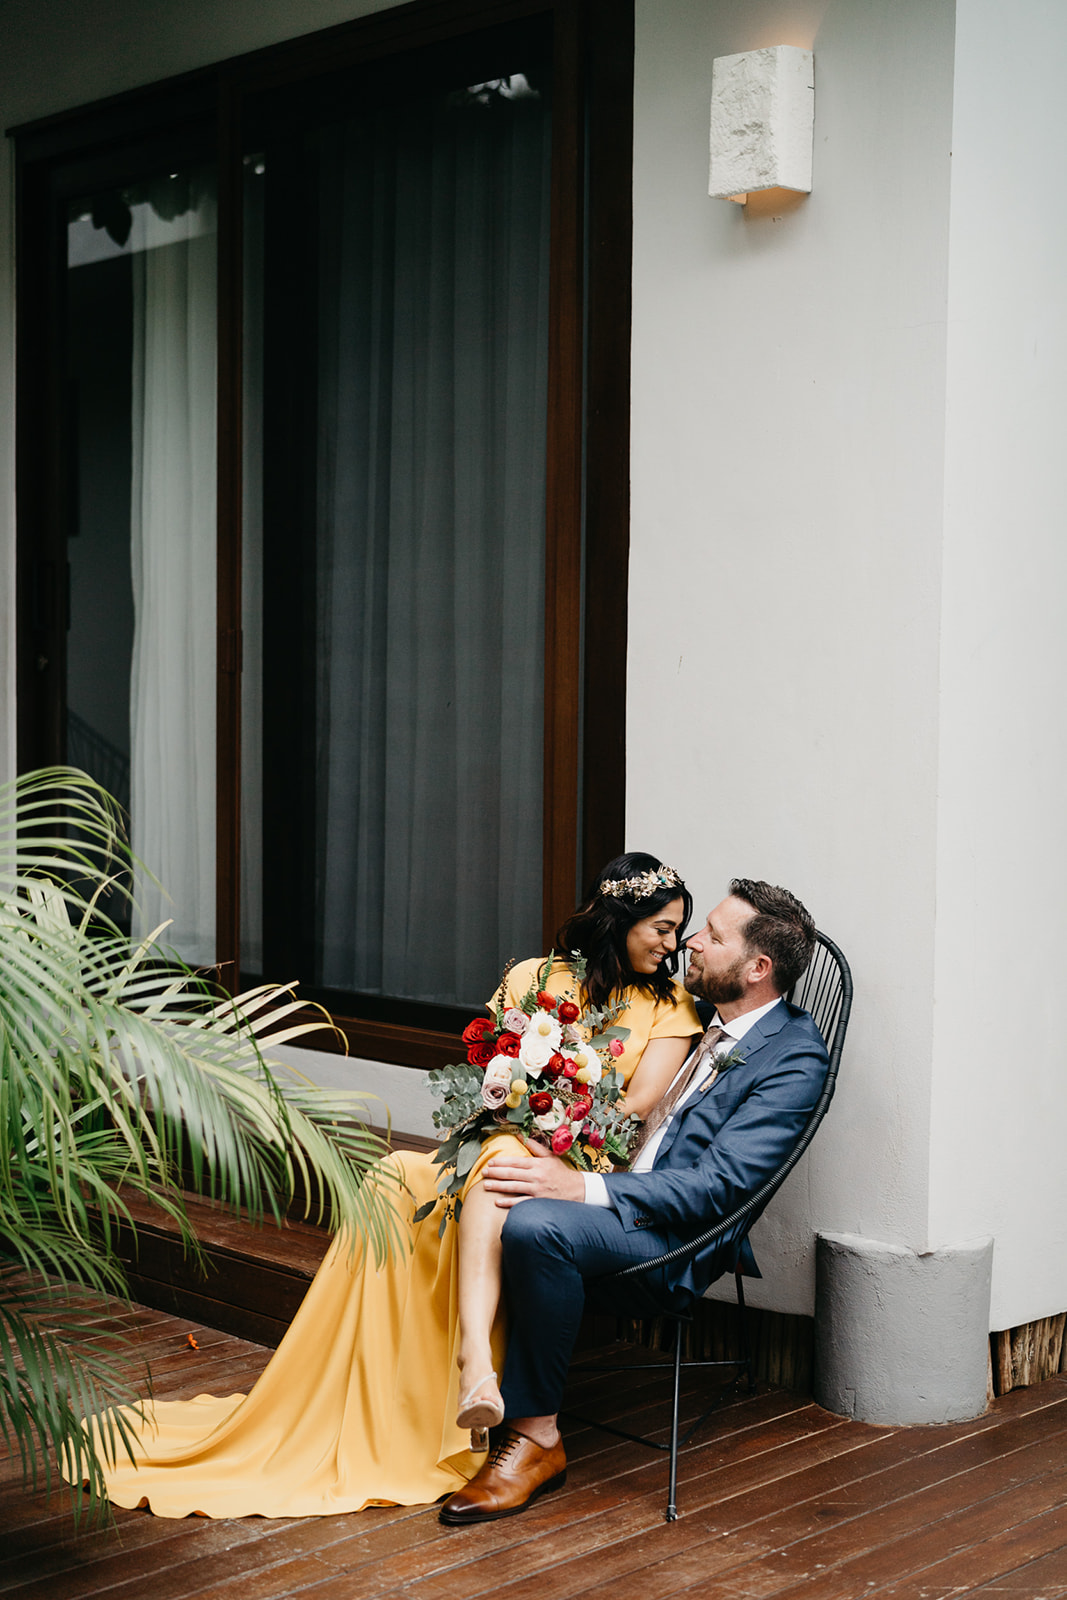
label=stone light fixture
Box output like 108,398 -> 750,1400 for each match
709,45 -> 815,205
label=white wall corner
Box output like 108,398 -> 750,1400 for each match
709,45 -> 814,201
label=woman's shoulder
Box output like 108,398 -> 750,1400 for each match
645,978 -> 702,1036
489,955 -> 575,1010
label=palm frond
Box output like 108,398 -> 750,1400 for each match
0,1276 -> 150,1527
0,765 -> 412,1520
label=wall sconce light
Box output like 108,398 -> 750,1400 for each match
709,46 -> 814,205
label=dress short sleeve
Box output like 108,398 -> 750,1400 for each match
648,981 -> 702,1039
487,956 -> 575,1013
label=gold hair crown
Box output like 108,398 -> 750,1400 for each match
599,865 -> 682,902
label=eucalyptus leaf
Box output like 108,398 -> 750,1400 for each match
455,1138 -> 481,1179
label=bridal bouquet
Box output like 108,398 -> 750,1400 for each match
419,955 -> 638,1229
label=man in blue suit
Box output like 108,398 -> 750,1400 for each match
439,879 -> 829,1525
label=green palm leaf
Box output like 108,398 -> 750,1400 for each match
0,767 -> 409,1522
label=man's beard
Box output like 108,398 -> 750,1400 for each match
684,953 -> 746,1007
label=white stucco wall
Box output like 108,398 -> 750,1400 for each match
628,0 -> 957,1313
929,0 -> 1067,1330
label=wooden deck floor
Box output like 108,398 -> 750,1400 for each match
2,1297 -> 1067,1600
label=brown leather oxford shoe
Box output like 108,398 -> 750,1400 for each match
438,1427 -> 567,1524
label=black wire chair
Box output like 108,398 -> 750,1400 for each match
566,930 -> 853,1521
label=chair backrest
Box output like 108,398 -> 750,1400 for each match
788,930 -> 852,1075
613,929 -> 852,1280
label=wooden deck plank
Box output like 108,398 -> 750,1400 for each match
679,1422 -> 1067,1598
307,1420 -> 894,1599
440,1391 -> 1067,1600
855,1502 -> 1067,1599
695,1461 -> 1067,1599
967,1541 -> 1067,1595
2,1294 -> 1067,1600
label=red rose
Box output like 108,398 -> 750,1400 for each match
586,1126 -> 605,1149
551,1125 -> 574,1154
561,1058 -> 578,1079
496,1031 -> 522,1058
544,1052 -> 566,1079
467,1040 -> 495,1067
528,1091 -> 553,1114
568,1095 -> 593,1120
536,990 -> 557,1010
461,1017 -> 494,1046
557,1000 -> 580,1023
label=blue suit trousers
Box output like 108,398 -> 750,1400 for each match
499,1198 -> 691,1418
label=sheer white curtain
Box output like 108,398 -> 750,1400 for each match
129,188 -> 217,965
312,84 -> 551,1005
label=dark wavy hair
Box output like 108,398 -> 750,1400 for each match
554,852 -> 693,1013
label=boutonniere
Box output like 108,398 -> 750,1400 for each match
699,1046 -> 747,1092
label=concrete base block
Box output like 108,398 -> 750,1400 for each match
814,1231 -> 993,1425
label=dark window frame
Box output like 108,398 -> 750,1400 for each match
10,0 -> 632,1069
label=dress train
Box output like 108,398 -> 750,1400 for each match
80,1139 -> 511,1518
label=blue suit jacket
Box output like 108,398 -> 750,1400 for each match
605,999 -> 829,1298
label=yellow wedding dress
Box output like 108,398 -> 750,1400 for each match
81,960 -> 699,1518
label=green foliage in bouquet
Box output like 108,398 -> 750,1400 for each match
420,955 -> 640,1233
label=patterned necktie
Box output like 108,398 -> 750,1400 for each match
630,1023 -> 729,1159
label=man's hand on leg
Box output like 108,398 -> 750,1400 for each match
481,1138 -> 586,1206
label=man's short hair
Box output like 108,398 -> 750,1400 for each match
729,878 -> 816,995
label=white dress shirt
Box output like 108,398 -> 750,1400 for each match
581,996 -> 784,1207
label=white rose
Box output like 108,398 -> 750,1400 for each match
568,1043 -> 599,1077
526,1012 -> 562,1050
481,1055 -> 515,1109
518,1033 -> 553,1078
534,1097 -> 565,1131
483,1057 -> 514,1090
503,1007 -> 528,1034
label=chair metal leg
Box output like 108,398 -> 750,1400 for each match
735,1267 -> 755,1391
665,1321 -> 683,1521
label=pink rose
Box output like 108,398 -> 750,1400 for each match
586,1126 -> 605,1149
609,1038 -> 625,1059
551,1125 -> 574,1154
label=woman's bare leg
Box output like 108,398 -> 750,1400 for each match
455,1179 -> 506,1423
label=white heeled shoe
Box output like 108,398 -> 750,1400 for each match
457,1372 -> 505,1452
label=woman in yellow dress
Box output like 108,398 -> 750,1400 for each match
87,853 -> 700,1518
